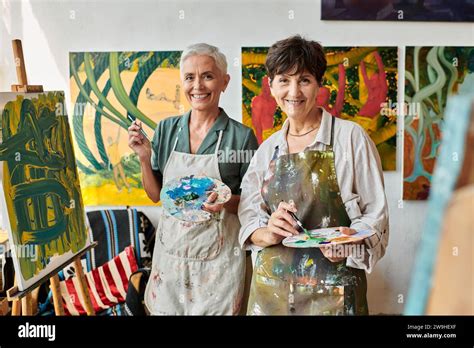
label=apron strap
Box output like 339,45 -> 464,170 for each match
173,128 -> 223,154
272,145 -> 280,161
214,130 -> 224,154
329,116 -> 336,149
172,127 -> 182,151
271,145 -> 280,161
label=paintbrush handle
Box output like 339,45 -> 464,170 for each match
129,116 -> 150,142
288,211 -> 305,234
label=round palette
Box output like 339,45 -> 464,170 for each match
160,175 -> 231,222
282,227 -> 376,248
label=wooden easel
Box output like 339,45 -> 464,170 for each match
5,39 -> 96,316
7,244 -> 97,316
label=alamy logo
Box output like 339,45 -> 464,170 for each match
18,322 -> 56,341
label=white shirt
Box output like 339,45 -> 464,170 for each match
238,108 -> 389,273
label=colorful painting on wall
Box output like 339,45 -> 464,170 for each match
321,0 -> 474,22
403,46 -> 474,200
242,46 -> 398,170
0,92 -> 90,291
69,51 -> 189,205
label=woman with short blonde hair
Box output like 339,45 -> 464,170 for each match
129,43 -> 258,315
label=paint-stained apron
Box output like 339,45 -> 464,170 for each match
247,116 -> 368,315
144,129 -> 245,315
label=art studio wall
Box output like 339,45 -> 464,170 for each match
1,0 -> 473,314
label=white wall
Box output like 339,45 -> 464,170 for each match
1,0 -> 472,314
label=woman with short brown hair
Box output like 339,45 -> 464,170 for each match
238,35 -> 389,315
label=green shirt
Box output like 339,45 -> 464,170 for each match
150,108 -> 259,194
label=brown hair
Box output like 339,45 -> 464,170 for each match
265,35 -> 327,85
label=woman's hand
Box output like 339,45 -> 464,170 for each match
320,227 -> 359,262
250,201 -> 300,247
202,192 -> 224,213
128,121 -> 151,162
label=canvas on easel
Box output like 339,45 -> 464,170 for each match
0,91 -> 91,292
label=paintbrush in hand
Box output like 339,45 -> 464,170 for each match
128,115 -> 150,142
288,211 -> 311,238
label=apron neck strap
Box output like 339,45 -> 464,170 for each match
329,116 -> 336,149
173,128 -> 223,154
215,130 -> 224,154
271,145 -> 280,160
172,127 -> 182,151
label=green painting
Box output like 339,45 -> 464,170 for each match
0,92 -> 89,291
69,51 -> 187,205
403,46 -> 474,200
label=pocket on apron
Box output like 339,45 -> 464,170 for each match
249,272 -> 345,315
294,284 -> 345,315
248,247 -> 346,315
158,211 -> 223,260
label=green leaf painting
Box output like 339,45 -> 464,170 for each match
69,51 -> 186,205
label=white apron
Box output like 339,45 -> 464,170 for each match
144,129 -> 245,315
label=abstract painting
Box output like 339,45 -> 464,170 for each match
242,46 -> 398,170
321,0 -> 474,22
0,92 -> 90,291
69,51 -> 189,205
403,46 -> 474,200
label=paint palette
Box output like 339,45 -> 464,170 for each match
282,227 -> 376,248
161,175 -> 231,222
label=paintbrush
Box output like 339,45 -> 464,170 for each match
128,115 -> 150,142
288,211 -> 311,238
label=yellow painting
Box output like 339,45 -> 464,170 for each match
69,51 -> 189,205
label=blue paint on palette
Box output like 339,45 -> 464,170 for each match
165,176 -> 215,203
160,175 -> 232,222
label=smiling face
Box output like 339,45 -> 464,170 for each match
181,54 -> 230,113
269,70 -> 320,120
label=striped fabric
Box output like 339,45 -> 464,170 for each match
85,209 -> 154,270
60,246 -> 138,316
